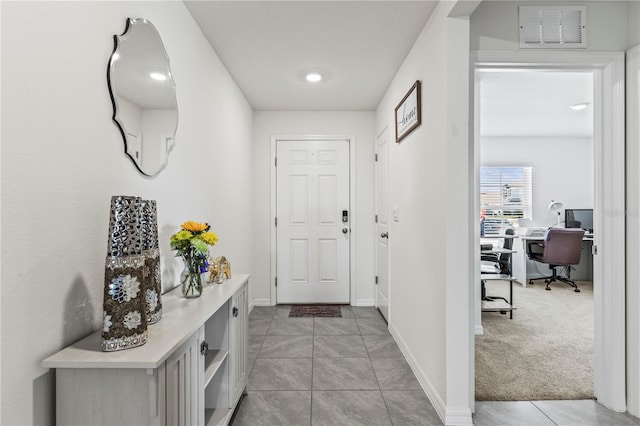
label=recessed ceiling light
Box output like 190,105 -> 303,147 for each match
149,72 -> 167,81
305,72 -> 323,83
569,103 -> 590,111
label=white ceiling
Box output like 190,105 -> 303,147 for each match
184,0 -> 438,111
183,1 -> 595,136
479,71 -> 594,138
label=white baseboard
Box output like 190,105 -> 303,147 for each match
474,324 -> 484,335
354,298 -> 375,307
388,322 -> 448,424
252,298 -> 272,307
389,322 -> 473,425
445,408 -> 474,425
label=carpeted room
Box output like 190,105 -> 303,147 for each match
476,279 -> 594,401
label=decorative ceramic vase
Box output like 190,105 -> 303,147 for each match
102,196 -> 148,351
180,260 -> 203,298
141,199 -> 162,324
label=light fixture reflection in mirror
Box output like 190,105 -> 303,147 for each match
108,18 -> 178,177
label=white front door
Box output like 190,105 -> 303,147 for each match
276,139 -> 350,304
375,130 -> 390,321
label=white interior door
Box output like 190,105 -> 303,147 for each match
375,130 -> 390,321
276,140 -> 350,304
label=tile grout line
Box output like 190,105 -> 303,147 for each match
310,314 -> 315,425
361,313 -> 395,425
529,401 -> 559,426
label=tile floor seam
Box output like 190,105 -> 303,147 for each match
379,390 -> 398,426
367,307 -> 395,425
310,316 -> 315,426
529,401 -> 560,426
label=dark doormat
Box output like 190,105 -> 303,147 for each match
289,305 -> 342,318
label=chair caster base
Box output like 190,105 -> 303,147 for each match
545,287 -> 552,291
574,288 -> 581,292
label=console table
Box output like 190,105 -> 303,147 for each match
43,274 -> 249,426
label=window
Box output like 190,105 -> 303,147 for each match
480,166 -> 533,235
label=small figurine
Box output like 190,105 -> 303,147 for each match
207,256 -> 231,283
220,256 -> 231,279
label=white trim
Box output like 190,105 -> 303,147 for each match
354,298 -> 374,307
445,409 -> 474,426
471,50 -> 626,412
270,135 -> 358,306
388,322 -> 450,425
474,325 -> 484,336
626,44 -> 640,418
252,298 -> 272,307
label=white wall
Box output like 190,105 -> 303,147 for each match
375,2 -> 473,422
251,111 -> 375,306
1,2 -> 253,424
470,1 -> 629,51
628,1 -> 640,48
481,137 -> 594,228
141,109 -> 179,173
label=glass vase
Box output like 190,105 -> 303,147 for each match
180,261 -> 203,298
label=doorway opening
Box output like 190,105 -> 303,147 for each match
471,51 -> 626,411
475,68 -> 595,401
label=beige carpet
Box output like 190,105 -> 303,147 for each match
476,279 -> 594,401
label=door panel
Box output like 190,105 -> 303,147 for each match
277,140 -> 350,303
375,130 -> 390,321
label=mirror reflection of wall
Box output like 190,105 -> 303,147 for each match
108,18 -> 178,176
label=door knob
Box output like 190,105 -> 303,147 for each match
342,228 -> 349,234
200,341 -> 209,356
381,232 -> 388,238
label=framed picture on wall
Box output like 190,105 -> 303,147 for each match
394,80 -> 421,143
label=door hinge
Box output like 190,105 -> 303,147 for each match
375,276 -> 379,284
375,214 -> 378,223
592,245 -> 598,255
375,153 -> 378,162
275,277 -> 278,287
275,217 -> 277,227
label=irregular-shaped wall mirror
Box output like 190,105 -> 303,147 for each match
108,18 -> 178,176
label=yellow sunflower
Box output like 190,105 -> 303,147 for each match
181,221 -> 208,233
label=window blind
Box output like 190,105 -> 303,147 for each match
481,166 -> 533,234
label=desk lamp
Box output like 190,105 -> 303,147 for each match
548,200 -> 563,227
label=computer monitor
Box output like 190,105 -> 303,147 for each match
565,209 -> 593,233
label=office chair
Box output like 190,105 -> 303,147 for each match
526,228 -> 585,292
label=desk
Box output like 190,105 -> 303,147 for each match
512,235 -> 594,285
481,243 -> 518,318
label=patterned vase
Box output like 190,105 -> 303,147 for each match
141,199 -> 162,324
102,196 -> 148,352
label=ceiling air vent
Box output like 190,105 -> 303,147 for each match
519,6 -> 587,49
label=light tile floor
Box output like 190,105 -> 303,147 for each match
232,305 -> 441,425
232,305 -> 640,426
